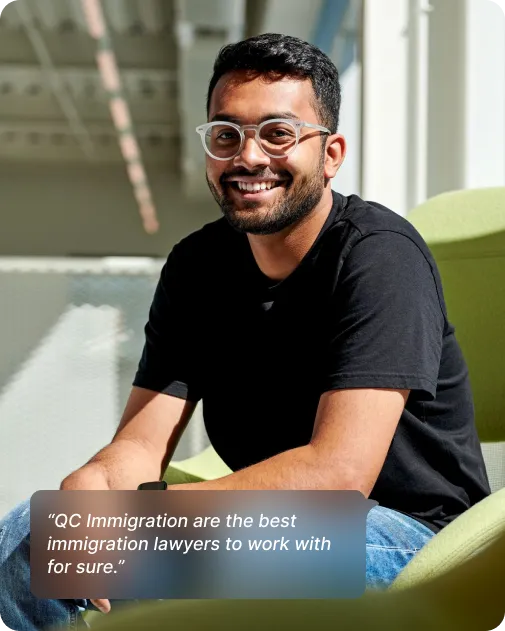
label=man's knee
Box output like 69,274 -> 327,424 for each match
365,506 -> 435,589
366,506 -> 434,550
0,498 -> 31,565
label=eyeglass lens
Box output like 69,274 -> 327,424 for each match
204,121 -> 298,159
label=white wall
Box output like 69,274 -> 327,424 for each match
427,0 -> 505,198
0,161 -> 220,257
463,0 -> 505,189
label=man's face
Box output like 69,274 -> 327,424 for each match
205,72 -> 329,235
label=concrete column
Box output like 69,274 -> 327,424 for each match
463,0 -> 505,189
427,0 -> 469,197
330,0 -> 363,198
360,0 -> 410,215
406,0 -> 431,210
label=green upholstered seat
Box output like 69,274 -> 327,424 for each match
79,526 -> 505,631
390,187 -> 505,590
404,187 -> 505,443
166,444 -> 232,484
389,486 -> 505,590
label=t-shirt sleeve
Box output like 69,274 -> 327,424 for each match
321,230 -> 445,400
132,246 -> 202,402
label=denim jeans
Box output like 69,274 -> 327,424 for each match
0,498 -> 435,631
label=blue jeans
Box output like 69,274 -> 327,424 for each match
0,499 -> 435,631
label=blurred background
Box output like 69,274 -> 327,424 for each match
0,0 -> 504,517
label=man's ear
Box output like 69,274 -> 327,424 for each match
324,134 -> 347,179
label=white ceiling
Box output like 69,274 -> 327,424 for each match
0,0 -> 333,208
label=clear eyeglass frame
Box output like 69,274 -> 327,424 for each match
195,118 -> 332,161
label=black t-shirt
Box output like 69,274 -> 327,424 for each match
133,190 -> 491,533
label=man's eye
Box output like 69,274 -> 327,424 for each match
263,128 -> 294,138
262,128 -> 295,144
217,131 -> 239,140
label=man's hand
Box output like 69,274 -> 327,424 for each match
57,386 -> 196,615
60,466 -> 112,612
90,599 -> 111,614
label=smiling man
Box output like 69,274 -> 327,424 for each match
0,33 -> 491,630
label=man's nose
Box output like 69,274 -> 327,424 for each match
233,132 -> 270,169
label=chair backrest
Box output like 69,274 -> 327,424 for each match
406,187 -> 505,489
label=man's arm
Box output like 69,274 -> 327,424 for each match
168,387 -> 408,494
60,386 -> 195,491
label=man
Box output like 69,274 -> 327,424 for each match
0,33 -> 491,631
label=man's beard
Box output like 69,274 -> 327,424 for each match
206,154 -> 326,236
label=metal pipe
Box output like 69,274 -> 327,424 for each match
80,0 -> 159,234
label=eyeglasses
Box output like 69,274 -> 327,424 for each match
195,118 -> 331,161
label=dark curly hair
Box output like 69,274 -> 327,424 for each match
206,33 -> 341,134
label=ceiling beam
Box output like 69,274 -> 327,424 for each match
0,63 -> 177,82
0,29 -> 178,69
0,64 -> 178,121
0,120 -> 177,136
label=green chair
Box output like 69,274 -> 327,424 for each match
406,186 -> 505,448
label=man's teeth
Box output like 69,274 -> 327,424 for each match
236,181 -> 280,192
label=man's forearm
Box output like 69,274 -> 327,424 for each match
60,439 -> 165,491
168,444 -> 356,492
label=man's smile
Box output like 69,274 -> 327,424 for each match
223,177 -> 290,201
